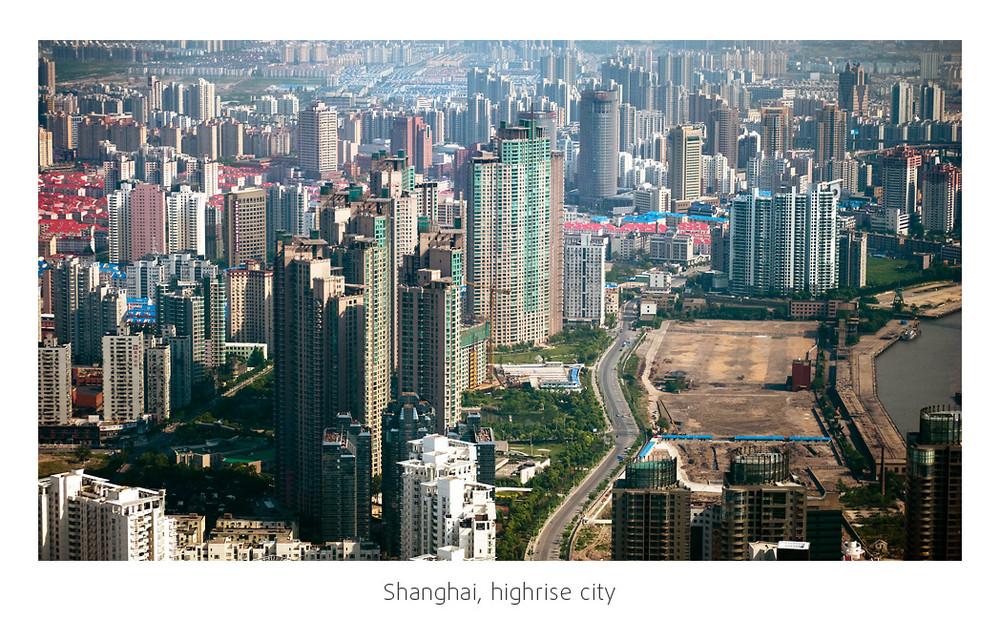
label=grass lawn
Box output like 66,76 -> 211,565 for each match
866,257 -> 921,286
507,441 -> 568,460
56,61 -> 133,84
38,453 -> 110,478
495,343 -> 580,365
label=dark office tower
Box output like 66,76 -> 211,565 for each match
905,406 -> 962,561
720,451 -> 807,561
890,81 -> 915,125
880,145 -> 921,215
273,234 -> 366,542
549,151 -> 565,339
923,163 -> 961,234
668,125 -> 703,203
815,104 -> 847,175
710,224 -> 729,274
805,494 -> 845,561
224,187 -> 267,268
760,107 -> 791,157
611,456 -> 692,561
838,231 -> 867,289
320,414 -> 372,543
381,395 -> 436,558
707,105 -> 739,164
920,82 -> 945,122
577,90 -> 620,208
838,63 -> 869,117
398,229 -> 464,434
738,131 -> 760,169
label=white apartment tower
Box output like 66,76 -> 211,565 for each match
398,435 -> 497,561
298,100 -> 338,179
102,330 -> 145,422
563,232 -> 607,325
38,470 -> 175,561
38,340 -> 73,425
729,183 -> 840,296
166,185 -> 207,256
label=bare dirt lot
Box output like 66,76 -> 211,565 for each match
647,320 -> 822,437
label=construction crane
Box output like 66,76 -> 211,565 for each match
464,278 -> 512,371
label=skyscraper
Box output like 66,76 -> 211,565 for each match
398,229 -> 464,434
129,184 -> 167,262
224,187 -> 267,268
577,90 -> 620,207
729,183 -> 839,296
320,414 -> 372,544
720,451 -> 807,561
838,231 -> 868,289
102,329 -> 145,423
467,121 -> 551,347
922,163 -> 961,233
298,100 -> 338,180
838,63 -> 869,117
890,81 -> 915,125
381,395 -> 436,559
612,455 -> 692,561
273,234 -> 366,541
815,104 -> 847,171
165,185 -> 207,256
905,406 -> 962,561
920,82 -> 945,122
38,339 -> 72,425
880,146 -> 921,215
563,232 -> 607,325
225,261 -> 274,353
760,107 -> 791,157
668,125 -> 703,203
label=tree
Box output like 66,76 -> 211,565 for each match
247,348 -> 265,368
74,444 -> 92,462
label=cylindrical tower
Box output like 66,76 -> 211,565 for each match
577,90 -> 620,207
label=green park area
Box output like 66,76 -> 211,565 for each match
865,258 -> 922,287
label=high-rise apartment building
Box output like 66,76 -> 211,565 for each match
838,231 -> 868,289
165,185 -> 207,256
398,435 -> 497,561
191,78 -> 216,123
320,414 -> 373,544
102,329 -> 145,422
760,107 -> 791,157
880,146 -> 921,215
157,285 -> 206,383
838,63 -> 869,117
890,81 -> 915,125
225,261 -> 273,353
224,187 -> 267,268
39,470 -> 175,561
38,339 -> 73,425
267,183 -> 310,244
549,150 -> 565,339
707,105 -> 739,165
298,100 -> 338,180
129,184 -> 167,262
668,125 -> 703,203
381,395 -> 437,559
467,121 -> 551,347
904,406 -> 962,561
273,234 -> 366,541
563,232 -> 607,325
729,183 -> 839,296
815,104 -> 847,171
398,229 -> 464,434
611,456 -> 692,561
920,83 -> 945,122
577,90 -> 620,207
922,163 -> 961,233
720,451 -> 807,561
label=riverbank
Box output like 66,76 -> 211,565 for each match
834,321 -> 909,477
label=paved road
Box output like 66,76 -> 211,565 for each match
530,301 -> 642,560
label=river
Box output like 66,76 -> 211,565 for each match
875,311 -> 962,437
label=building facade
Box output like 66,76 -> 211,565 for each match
905,406 -> 962,560
563,232 -> 607,325
611,456 -> 692,561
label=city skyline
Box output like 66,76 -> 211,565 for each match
22,26 -> 983,620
